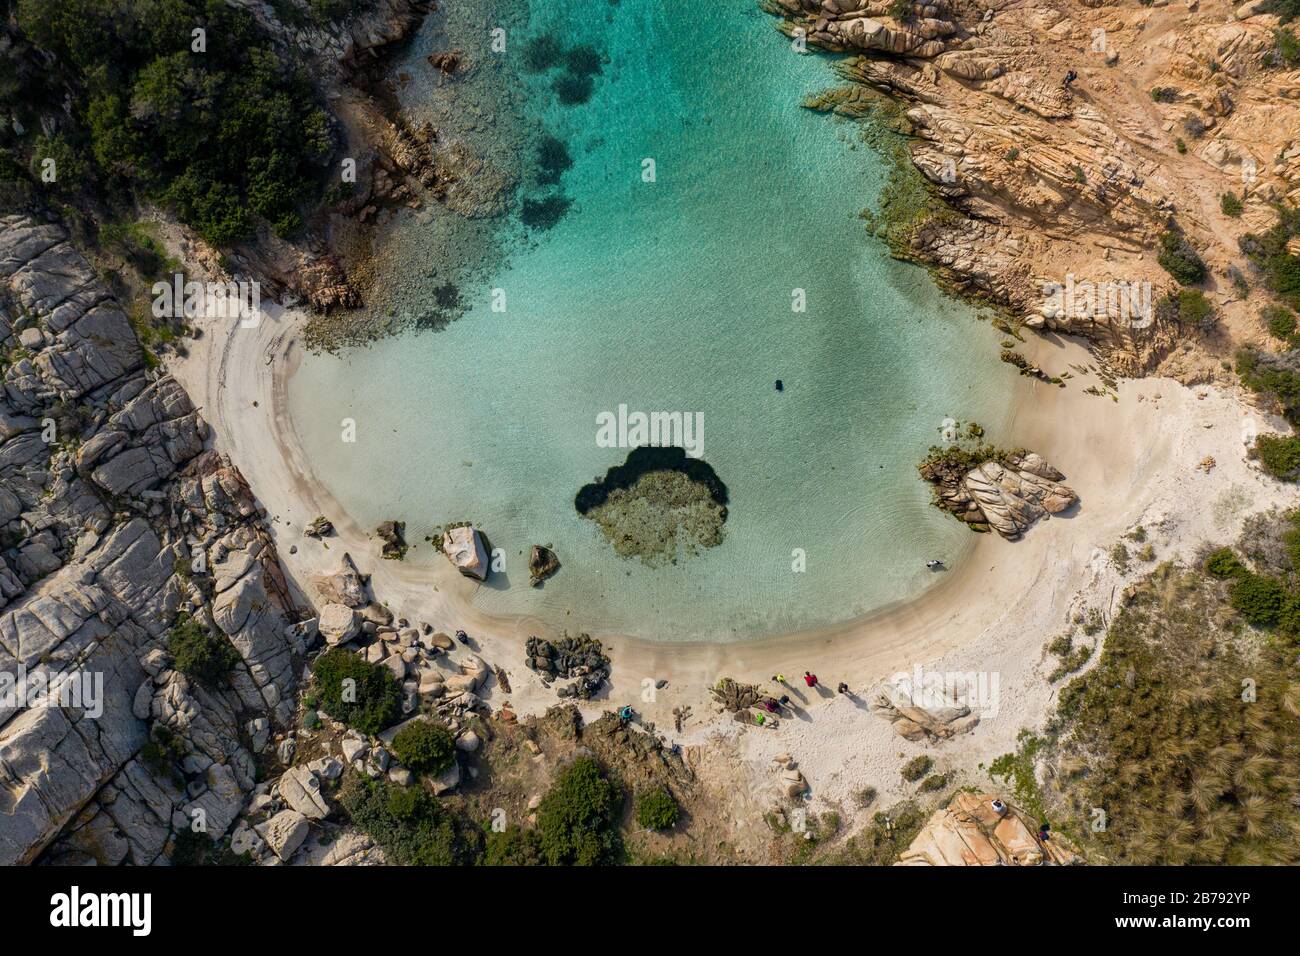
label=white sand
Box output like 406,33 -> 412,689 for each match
172,300 -> 1300,825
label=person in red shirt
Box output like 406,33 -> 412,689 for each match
804,672 -> 818,688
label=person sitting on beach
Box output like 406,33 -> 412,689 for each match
763,698 -> 780,713
804,672 -> 818,688
455,629 -> 470,645
991,799 -> 1008,816
619,705 -> 634,722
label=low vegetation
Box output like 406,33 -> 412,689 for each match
1034,512 -> 1300,864
8,0 -> 333,244
169,614 -> 240,688
1157,224 -> 1207,286
635,787 -> 680,831
310,648 -> 402,736
390,720 -> 456,775
339,776 -> 482,866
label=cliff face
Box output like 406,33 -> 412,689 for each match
771,0 -> 1300,375
0,216 -> 307,865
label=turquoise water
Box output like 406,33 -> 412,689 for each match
287,0 -> 1017,642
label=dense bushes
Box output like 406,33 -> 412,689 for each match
1157,226 -> 1207,286
1051,558 -> 1300,864
482,824 -> 545,866
390,720 -> 456,775
1255,433 -> 1300,479
311,648 -> 402,735
1240,204 -> 1300,308
169,614 -> 240,688
339,777 -> 481,865
12,0 -> 332,245
1236,347 -> 1300,423
536,756 -> 623,865
634,788 -> 680,831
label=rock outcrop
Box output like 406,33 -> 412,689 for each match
0,215 -> 305,866
869,674 -> 982,742
919,450 -> 1077,539
442,525 -> 488,580
897,792 -> 1075,866
528,544 -> 560,587
770,0 -> 1300,376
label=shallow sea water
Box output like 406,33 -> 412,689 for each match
288,0 -> 1017,641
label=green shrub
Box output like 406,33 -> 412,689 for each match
1229,573 -> 1288,628
1158,227 -> 1207,285
390,720 -> 456,775
1220,192 -> 1244,218
919,773 -> 950,793
169,614 -> 240,688
1264,305 -> 1298,342
1150,87 -> 1179,103
901,755 -> 932,782
1161,289 -> 1213,329
1204,547 -> 1246,578
635,788 -> 680,831
339,776 -> 481,865
1274,27 -> 1300,68
889,0 -> 916,21
1255,433 -> 1300,479
1239,205 -> 1300,308
482,824 -> 544,865
13,0 -> 332,246
311,648 -> 402,735
1236,348 -> 1300,423
536,756 -> 623,865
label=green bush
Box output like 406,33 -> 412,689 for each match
482,824 -> 545,866
13,0 -> 332,246
1239,205 -> 1300,308
1275,27 -> 1300,68
536,756 -> 623,865
1158,227 -> 1207,285
1162,289 -> 1213,329
901,755 -> 932,782
311,648 -> 402,736
1265,305 -> 1298,342
1229,573 -> 1287,628
1204,547 -> 1246,579
1220,192 -> 1244,217
1150,87 -> 1179,103
1236,348 -> 1300,423
339,776 -> 481,865
169,614 -> 240,688
1255,433 -> 1300,479
635,788 -> 680,831
390,720 -> 456,775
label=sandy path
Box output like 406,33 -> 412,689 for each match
173,303 -> 1299,818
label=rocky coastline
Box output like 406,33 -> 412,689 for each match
767,0 -> 1300,379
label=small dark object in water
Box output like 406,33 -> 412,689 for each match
775,379 -> 784,392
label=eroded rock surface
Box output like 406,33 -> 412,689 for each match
0,216 -> 305,865
897,792 -> 1075,866
920,450 -> 1077,539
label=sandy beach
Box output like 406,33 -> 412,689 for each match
171,298 -> 1300,819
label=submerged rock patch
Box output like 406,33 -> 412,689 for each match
575,446 -> 729,565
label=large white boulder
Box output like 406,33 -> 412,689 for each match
442,526 -> 488,581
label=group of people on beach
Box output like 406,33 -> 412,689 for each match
752,672 -> 854,724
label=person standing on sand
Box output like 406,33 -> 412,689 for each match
836,682 -> 850,695
773,674 -> 787,685
804,672 -> 818,688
